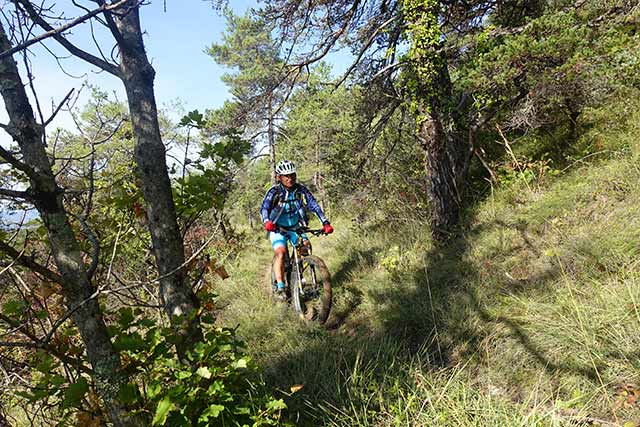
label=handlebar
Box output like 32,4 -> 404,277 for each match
276,226 -> 327,237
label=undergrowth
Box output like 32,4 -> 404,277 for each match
216,99 -> 640,426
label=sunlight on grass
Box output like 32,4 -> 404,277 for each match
215,100 -> 640,425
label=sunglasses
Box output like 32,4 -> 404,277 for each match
280,174 -> 296,179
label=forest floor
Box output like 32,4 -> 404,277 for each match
214,102 -> 640,426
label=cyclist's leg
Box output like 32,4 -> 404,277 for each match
270,232 -> 288,290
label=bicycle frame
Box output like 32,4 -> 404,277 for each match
278,226 -> 323,288
270,226 -> 332,322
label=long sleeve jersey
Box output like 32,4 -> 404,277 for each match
260,183 -> 328,227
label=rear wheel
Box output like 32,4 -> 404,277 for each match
290,255 -> 332,323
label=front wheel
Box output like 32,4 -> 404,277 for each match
290,255 -> 332,323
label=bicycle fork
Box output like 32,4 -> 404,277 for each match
292,250 -> 306,296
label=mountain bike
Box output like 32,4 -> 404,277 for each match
270,226 -> 332,323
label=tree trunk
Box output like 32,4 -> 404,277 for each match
111,3 -> 202,354
0,22 -> 143,427
418,52 -> 470,242
419,109 -> 465,242
403,0 -> 470,242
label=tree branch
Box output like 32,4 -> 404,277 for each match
289,0 -> 360,68
0,240 -> 64,285
1,0 -> 128,62
0,313 -> 92,374
42,88 -> 74,128
0,187 -> 32,201
334,14 -> 400,89
0,145 -> 37,178
12,0 -> 121,77
91,0 -> 128,48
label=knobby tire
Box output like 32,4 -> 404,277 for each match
291,255 -> 332,324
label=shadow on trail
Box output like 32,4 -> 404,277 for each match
330,247 -> 379,288
322,247 -> 378,330
262,221 -> 603,425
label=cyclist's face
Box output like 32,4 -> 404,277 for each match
278,173 -> 296,188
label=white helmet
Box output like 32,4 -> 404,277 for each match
275,160 -> 296,175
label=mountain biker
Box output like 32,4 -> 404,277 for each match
261,160 -> 334,299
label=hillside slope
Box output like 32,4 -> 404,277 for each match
215,103 -> 640,426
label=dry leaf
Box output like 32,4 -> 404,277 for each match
132,202 -> 145,218
290,384 -> 304,393
76,412 -> 102,427
40,283 -> 61,299
215,265 -> 229,280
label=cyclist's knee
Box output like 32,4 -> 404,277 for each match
274,246 -> 286,258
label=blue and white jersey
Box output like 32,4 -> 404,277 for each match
260,183 -> 328,227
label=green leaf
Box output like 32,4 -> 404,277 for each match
175,370 -> 192,380
118,307 -> 134,326
113,332 -> 146,351
2,299 -> 25,316
165,412 -> 189,425
146,382 -> 162,399
200,404 -> 225,422
152,396 -> 173,426
118,382 -> 138,405
62,377 -> 89,409
35,354 -> 56,373
233,358 -> 248,369
196,366 -> 212,379
266,399 -> 287,411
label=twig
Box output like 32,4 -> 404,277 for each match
14,0 -> 121,76
43,88 -> 74,128
474,148 -> 498,183
560,150 -> 610,173
151,223 -> 221,284
0,0 -> 129,62
0,240 -> 64,284
0,247 -> 26,278
496,124 -> 532,191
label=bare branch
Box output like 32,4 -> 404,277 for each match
12,0 -> 122,76
43,88 -> 74,128
334,14 -> 400,89
0,187 -> 32,200
92,0 -> 127,47
289,1 -> 360,68
0,145 -> 37,178
2,0 -> 128,62
0,240 -> 64,285
0,313 -> 92,374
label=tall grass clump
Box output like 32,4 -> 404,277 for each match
214,98 -> 640,426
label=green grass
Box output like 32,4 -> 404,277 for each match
214,100 -> 640,426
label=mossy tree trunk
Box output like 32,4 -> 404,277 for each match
0,21 -> 143,427
110,2 -> 202,353
403,0 -> 471,242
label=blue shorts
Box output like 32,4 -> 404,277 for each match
270,230 -> 308,250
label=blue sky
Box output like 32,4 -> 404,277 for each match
0,1 -> 254,136
0,0 -> 353,141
